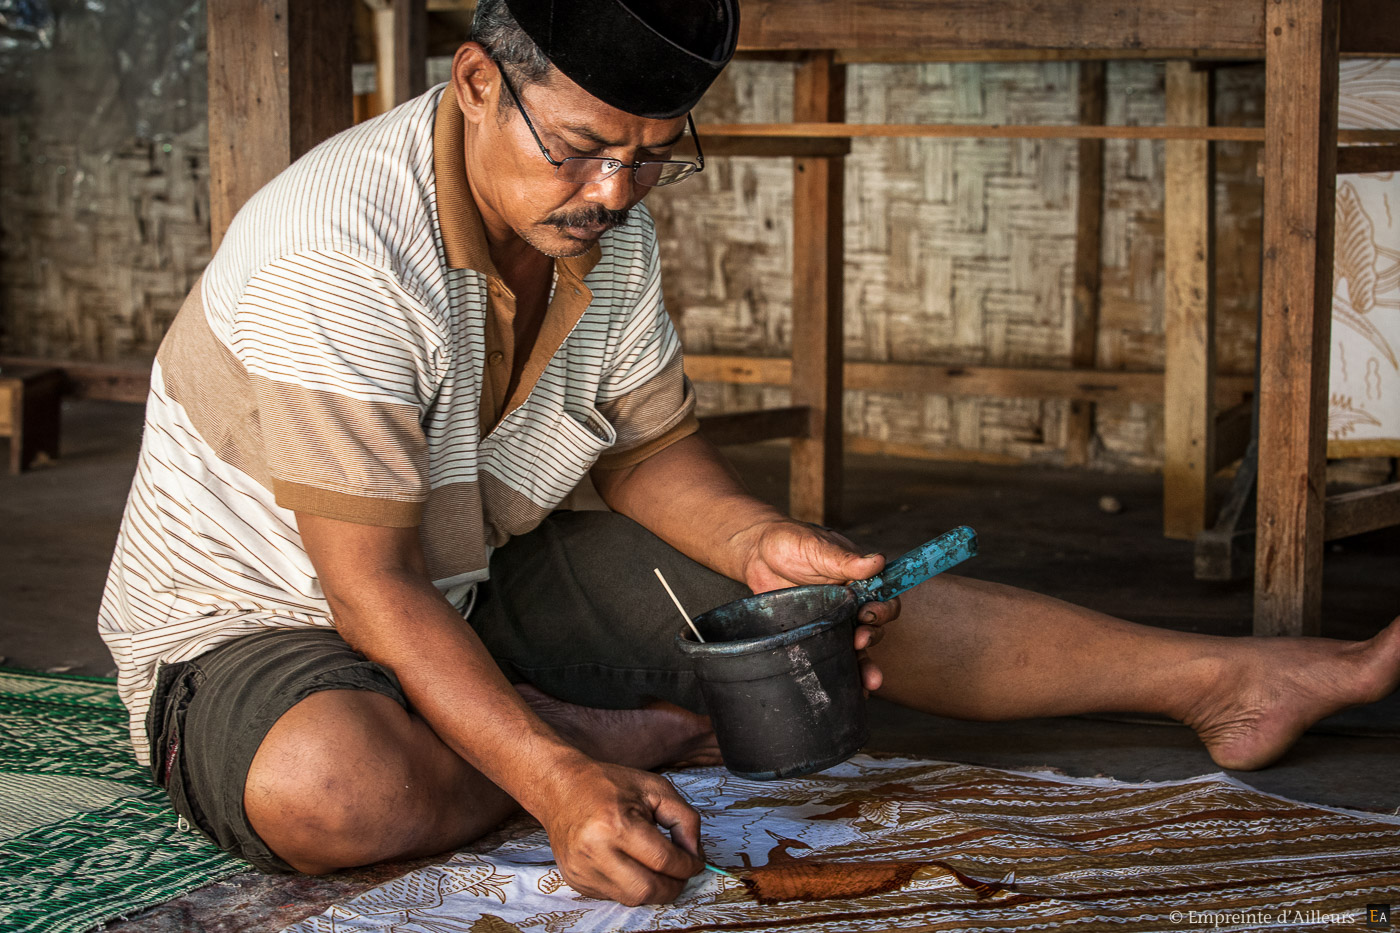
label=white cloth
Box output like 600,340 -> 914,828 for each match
1329,60 -> 1400,456
280,755 -> 1400,933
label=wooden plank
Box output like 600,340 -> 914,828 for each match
1065,61 -> 1106,467
698,407 -> 810,446
788,52 -> 846,525
373,7 -> 397,114
1163,62 -> 1216,540
1213,401 -> 1253,473
1338,145 -> 1400,175
1255,0 -> 1340,638
683,355 -> 1255,406
1339,0 -> 1400,55
737,0 -> 1265,53
373,0 -> 426,111
703,135 -> 852,159
846,435 -> 1022,466
208,0 -> 355,249
834,48 -> 1263,64
0,383 -> 13,435
700,122 -> 1400,143
0,356 -> 151,403
1325,483 -> 1400,540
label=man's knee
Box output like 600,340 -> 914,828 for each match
243,690 -> 437,872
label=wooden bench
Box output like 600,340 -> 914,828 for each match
0,365 -> 62,474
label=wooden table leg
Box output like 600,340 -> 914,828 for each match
789,52 -> 846,525
1065,62 -> 1106,468
1255,0 -> 1340,636
1163,61 -> 1217,540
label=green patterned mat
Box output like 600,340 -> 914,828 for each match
0,667 -> 245,932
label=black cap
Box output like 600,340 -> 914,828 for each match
503,0 -> 739,119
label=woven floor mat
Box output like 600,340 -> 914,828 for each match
0,668 -> 245,933
283,754 -> 1400,933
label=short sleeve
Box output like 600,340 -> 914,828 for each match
591,234 -> 698,471
232,250 -> 446,526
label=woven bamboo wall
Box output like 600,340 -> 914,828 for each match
0,124 -> 211,363
650,60 -> 1265,471
0,50 -> 1266,472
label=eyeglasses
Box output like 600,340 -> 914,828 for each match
498,68 -> 705,188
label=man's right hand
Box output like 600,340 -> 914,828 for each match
537,757 -> 704,906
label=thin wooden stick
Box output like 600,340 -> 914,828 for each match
654,568 -> 705,643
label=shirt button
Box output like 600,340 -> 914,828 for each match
488,351 -> 505,365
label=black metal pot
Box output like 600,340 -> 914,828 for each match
677,526 -> 977,780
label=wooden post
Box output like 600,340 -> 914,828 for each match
370,0 -> 426,112
1162,62 -> 1216,539
1065,61 -> 1106,467
1255,0 -> 1340,636
208,0 -> 355,249
789,51 -> 846,524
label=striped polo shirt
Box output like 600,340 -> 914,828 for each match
98,85 -> 698,765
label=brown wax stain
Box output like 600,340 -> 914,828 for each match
738,858 -> 1008,905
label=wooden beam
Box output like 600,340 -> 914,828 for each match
700,122 -> 1400,144
370,0 -> 426,111
736,1 -> 1266,54
846,436 -> 1023,466
0,356 -> 151,403
833,48 -> 1265,64
1339,0 -> 1400,55
208,0 -> 354,249
1255,0 -> 1340,638
788,52 -> 846,525
698,407 -> 809,446
702,135 -> 852,159
683,355 -> 1254,406
1163,62 -> 1217,540
1213,401 -> 1253,473
1337,145 -> 1400,175
1065,61 -> 1106,467
1325,482 -> 1400,540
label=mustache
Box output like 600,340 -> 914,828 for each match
543,205 -> 632,232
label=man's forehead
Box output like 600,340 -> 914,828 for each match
519,71 -> 689,150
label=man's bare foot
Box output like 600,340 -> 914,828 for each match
515,684 -> 723,771
1180,617 -> 1400,770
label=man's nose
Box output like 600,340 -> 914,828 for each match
583,166 -> 639,211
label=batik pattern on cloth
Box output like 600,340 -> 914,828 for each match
0,668 -> 244,933
283,754 -> 1400,933
1329,59 -> 1400,457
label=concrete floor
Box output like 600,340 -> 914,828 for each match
3,399 -> 1398,930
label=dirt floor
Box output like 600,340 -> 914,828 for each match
2,399 -> 1398,931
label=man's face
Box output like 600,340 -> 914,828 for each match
455,45 -> 691,259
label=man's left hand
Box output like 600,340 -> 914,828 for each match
730,519 -> 898,692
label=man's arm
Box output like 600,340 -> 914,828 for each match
294,513 -> 703,905
590,433 -> 899,686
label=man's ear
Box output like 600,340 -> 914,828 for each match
451,42 -> 498,125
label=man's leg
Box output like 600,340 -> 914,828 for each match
870,574 -> 1400,770
242,685 -> 717,874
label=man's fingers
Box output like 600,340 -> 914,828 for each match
859,652 -> 883,692
649,785 -> 704,861
854,623 -> 887,651
857,596 -> 901,627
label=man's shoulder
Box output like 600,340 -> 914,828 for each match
213,91 -> 448,299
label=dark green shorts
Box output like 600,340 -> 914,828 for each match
146,510 -> 749,872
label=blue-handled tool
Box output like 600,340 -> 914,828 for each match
848,525 -> 978,605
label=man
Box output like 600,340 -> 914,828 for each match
99,0 -> 1400,909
